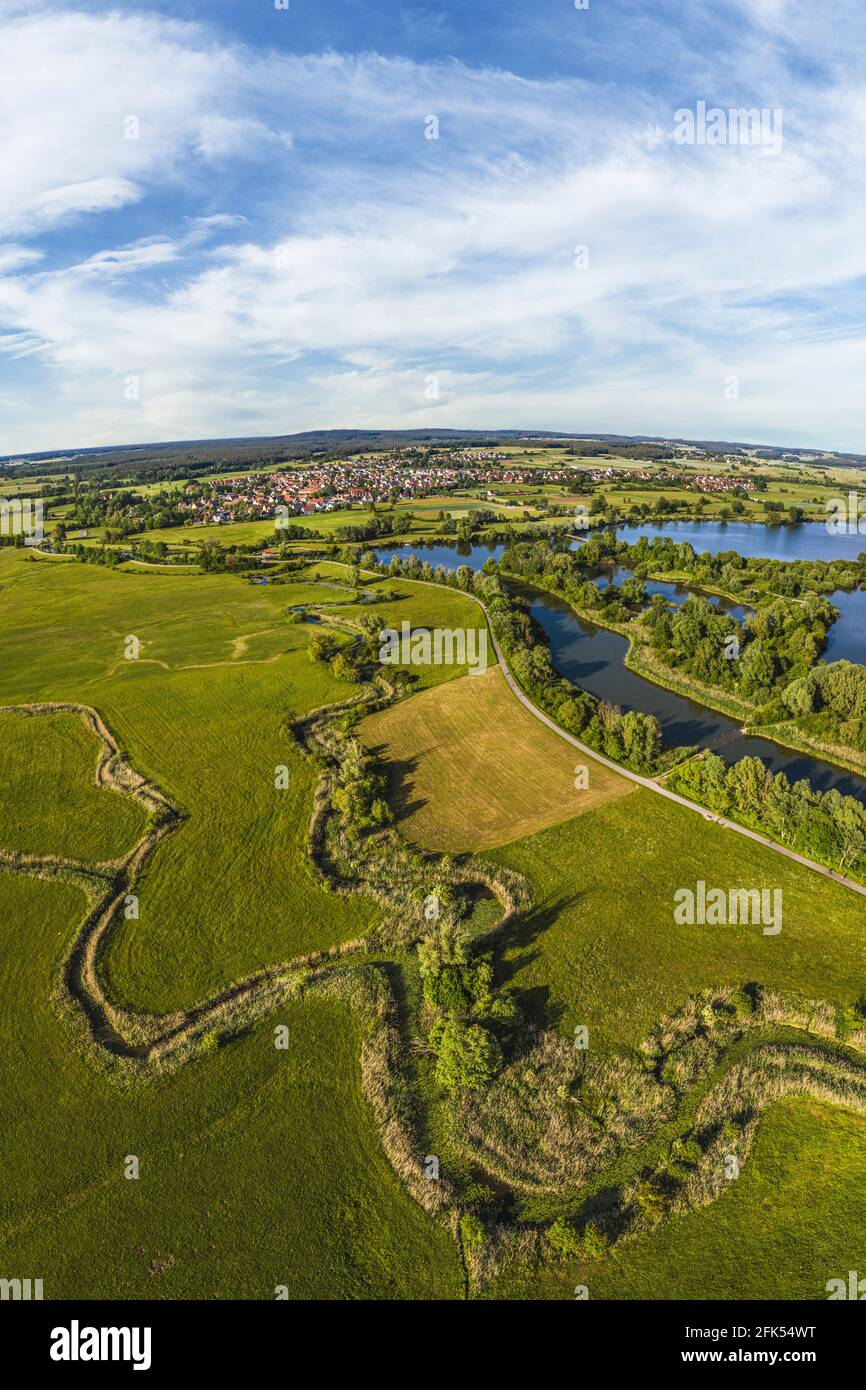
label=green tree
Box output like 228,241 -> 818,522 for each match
433,1020 -> 502,1093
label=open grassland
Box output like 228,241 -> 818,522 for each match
492,789 -> 866,1051
490,1098 -> 866,1299
0,873 -> 460,1300
359,665 -> 632,852
0,550 -> 487,1012
6,540 -> 866,1299
0,710 -> 147,861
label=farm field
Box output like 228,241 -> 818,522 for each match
3,532 -> 866,1305
359,665 -> 633,851
493,790 -> 866,1050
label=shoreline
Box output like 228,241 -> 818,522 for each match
500,567 -> 866,787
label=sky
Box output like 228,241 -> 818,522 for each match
2,0 -> 866,454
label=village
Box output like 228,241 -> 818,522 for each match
174,446 -> 753,528
179,451 -> 560,525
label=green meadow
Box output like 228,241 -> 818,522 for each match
492,791 -> 866,1050
0,875 -> 459,1299
3,541 -> 866,1300
0,710 -> 147,861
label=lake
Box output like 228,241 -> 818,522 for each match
375,541 -> 505,571
375,532 -> 866,802
615,518 -> 866,564
519,583 -> 865,802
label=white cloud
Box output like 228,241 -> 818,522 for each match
0,245 -> 42,273
22,178 -> 142,235
2,4 -> 866,451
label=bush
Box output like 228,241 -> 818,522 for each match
632,1180 -> 667,1226
580,1221 -> 610,1259
547,1217 -> 581,1258
308,630 -> 340,664
330,651 -> 360,683
433,1019 -> 502,1093
547,1217 -> 609,1260
460,1213 -> 486,1250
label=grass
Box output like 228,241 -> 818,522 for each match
359,665 -> 632,852
489,1098 -> 866,1299
0,551 -> 488,1015
0,710 -> 148,861
5,539 -> 866,1300
0,873 -> 460,1299
493,789 -> 866,1050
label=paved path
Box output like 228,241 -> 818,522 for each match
381,572 -> 866,902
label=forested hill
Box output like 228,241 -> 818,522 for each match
3,427 -> 864,485
0,430 -> 676,483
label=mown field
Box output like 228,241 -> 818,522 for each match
359,665 -> 632,851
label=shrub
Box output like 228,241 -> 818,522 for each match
330,652 -> 360,683
460,1213 -> 486,1250
730,987 -> 754,1017
308,630 -> 340,664
547,1217 -> 581,1258
632,1180 -> 667,1226
433,1020 -> 503,1093
580,1221 -> 610,1259
547,1217 -> 609,1260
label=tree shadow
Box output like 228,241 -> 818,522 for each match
363,741 -> 434,822
495,890 -> 587,1033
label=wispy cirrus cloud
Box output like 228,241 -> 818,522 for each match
2,2 -> 866,452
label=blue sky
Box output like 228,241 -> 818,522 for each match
1,0 -> 865,453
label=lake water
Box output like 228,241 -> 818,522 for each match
614,518 -> 866,564
375,541 -> 505,571
595,566 -> 749,622
375,532 -> 866,801
519,584 -> 865,801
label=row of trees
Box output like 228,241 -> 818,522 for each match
614,531 -> 865,599
669,754 -> 866,874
